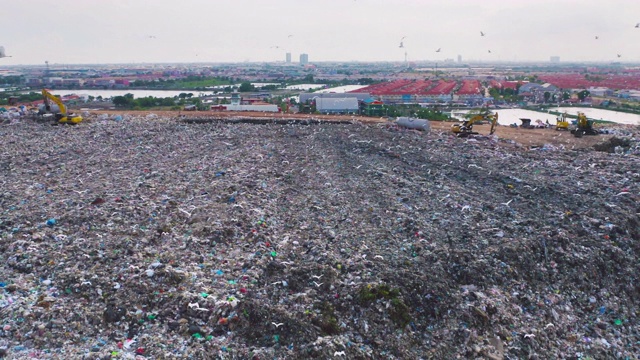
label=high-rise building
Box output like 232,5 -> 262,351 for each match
457,55 -> 462,63
300,53 -> 309,65
550,56 -> 560,63
286,52 -> 291,63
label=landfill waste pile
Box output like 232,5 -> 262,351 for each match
592,127 -> 640,155
0,116 -> 638,359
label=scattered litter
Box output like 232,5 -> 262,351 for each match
0,116 -> 637,359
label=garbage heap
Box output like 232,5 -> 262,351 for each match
0,117 -> 638,359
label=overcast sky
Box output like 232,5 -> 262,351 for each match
1,0 -> 639,66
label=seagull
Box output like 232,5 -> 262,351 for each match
524,333 -> 536,339
334,351 -> 346,356
488,50 -> 492,53
312,281 -> 323,288
615,192 -> 630,196
636,23 -> 639,28
288,34 -> 293,38
399,36 -> 406,48
148,35 -> 156,39
617,54 -> 622,58
272,322 -> 284,328
595,36 -> 599,39
480,31 -> 485,36
374,255 -> 384,260
436,48 -> 441,52
545,323 -> 555,329
0,46 -> 11,58
501,199 -> 513,206
311,274 -> 323,280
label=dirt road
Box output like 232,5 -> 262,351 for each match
90,109 -> 629,150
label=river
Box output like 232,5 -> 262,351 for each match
453,108 -> 640,126
547,107 -> 640,125
47,89 -> 212,99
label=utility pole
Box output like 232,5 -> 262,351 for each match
44,60 -> 51,85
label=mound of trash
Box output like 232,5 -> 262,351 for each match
0,117 -> 638,359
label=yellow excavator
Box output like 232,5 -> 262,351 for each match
570,111 -> 599,137
556,112 -> 569,131
41,89 -> 83,124
452,111 -> 498,137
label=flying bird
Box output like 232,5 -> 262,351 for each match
617,54 -> 622,58
488,50 -> 492,53
148,35 -> 156,39
272,322 -> 284,328
595,36 -> 599,39
288,34 -> 293,38
635,23 -> 639,28
480,31 -> 485,36
436,48 -> 441,52
0,46 -> 11,58
399,36 -> 406,48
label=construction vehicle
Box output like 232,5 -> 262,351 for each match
556,112 -> 569,130
570,111 -> 599,137
41,89 -> 83,124
452,111 -> 498,137
519,118 -> 535,129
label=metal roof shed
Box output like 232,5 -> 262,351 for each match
315,97 -> 359,113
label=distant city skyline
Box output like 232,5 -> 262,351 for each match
1,0 -> 639,66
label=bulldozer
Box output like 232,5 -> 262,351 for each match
40,89 -> 83,124
452,110 -> 498,137
556,112 -> 569,131
570,112 -> 599,137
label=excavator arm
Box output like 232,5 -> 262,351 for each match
41,89 -> 82,124
452,111 -> 498,136
42,89 -> 67,116
488,112 -> 498,135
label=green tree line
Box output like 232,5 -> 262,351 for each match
112,93 -> 178,109
0,91 -> 43,105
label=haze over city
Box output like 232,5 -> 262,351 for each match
2,0 -> 640,65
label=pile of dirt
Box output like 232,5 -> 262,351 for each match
593,136 -> 632,153
1,115 -> 638,359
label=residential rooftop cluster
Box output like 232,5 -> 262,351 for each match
2,60 -> 640,112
